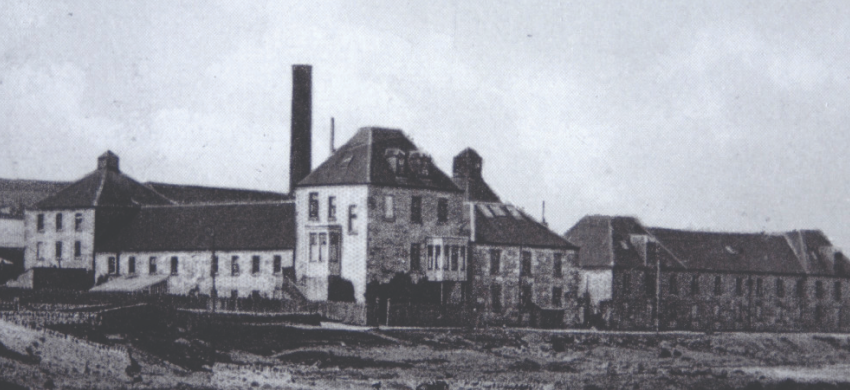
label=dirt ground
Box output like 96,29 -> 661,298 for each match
6,318 -> 850,389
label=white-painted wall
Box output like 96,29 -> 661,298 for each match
24,209 -> 95,271
94,249 -> 293,298
295,185 -> 369,302
0,217 -> 24,248
579,268 -> 613,306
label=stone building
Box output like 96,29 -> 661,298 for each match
565,215 -> 850,332
16,151 -> 294,297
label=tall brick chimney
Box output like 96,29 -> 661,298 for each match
289,65 -> 312,192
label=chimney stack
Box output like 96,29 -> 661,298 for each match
330,117 -> 335,154
289,65 -> 312,192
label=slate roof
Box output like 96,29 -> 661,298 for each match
0,179 -> 70,217
97,202 -> 295,252
298,127 -> 461,192
474,203 -> 576,249
36,152 -> 172,209
565,215 -> 849,276
648,228 -> 804,274
145,182 -> 291,204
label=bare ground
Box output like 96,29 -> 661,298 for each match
5,317 -> 850,389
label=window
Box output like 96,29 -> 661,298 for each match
521,251 -> 532,277
308,192 -> 319,220
410,243 -> 421,271
108,256 -> 117,274
451,246 -> 459,271
553,253 -> 563,278
273,255 -> 282,273
435,245 -> 441,269
645,272 -> 656,296
442,246 -> 449,270
329,232 -> 340,262
520,284 -> 532,308
736,277 -> 743,296
756,278 -> 763,297
74,213 -> 83,232
231,290 -> 238,300
348,205 -> 357,234
55,213 -> 63,231
489,249 -> 501,275
36,242 -> 44,260
410,196 -> 422,224
714,276 -> 722,296
149,257 -> 157,274
690,275 -> 699,296
74,241 -> 82,258
776,279 -> 785,297
796,279 -> 806,298
55,241 -> 62,259
669,275 -> 678,296
816,281 -> 825,299
437,198 -> 448,222
319,233 -> 327,262
491,284 -> 502,312
383,195 -> 394,220
231,256 -> 240,276
128,256 -> 136,274
211,255 -> 219,276
552,286 -> 563,307
835,281 -> 842,301
171,256 -> 179,275
460,246 -> 466,271
427,245 -> 434,269
252,255 -> 261,274
328,196 -> 337,221
37,214 -> 44,231
309,233 -> 317,262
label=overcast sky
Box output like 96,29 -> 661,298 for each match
2,1 -> 849,250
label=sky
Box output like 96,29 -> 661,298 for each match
1,1 -> 849,250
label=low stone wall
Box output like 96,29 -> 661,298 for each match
212,363 -> 292,388
0,310 -> 101,327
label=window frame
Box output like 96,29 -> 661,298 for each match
231,255 -> 240,276
552,286 -> 563,307
55,213 -> 63,231
273,255 -> 282,274
520,251 -> 532,277
36,214 -> 45,232
410,196 -> 422,224
383,195 -> 395,221
489,249 -> 501,275
553,253 -> 563,278
74,213 -> 83,232
347,205 -> 358,234
149,257 -> 157,274
74,241 -> 82,258
55,241 -> 63,260
252,255 -> 261,274
327,196 -> 337,221
308,192 -> 320,220
128,256 -> 136,274
170,256 -> 179,275
410,243 -> 421,271
437,198 -> 448,223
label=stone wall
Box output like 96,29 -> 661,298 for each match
471,243 -> 580,326
24,209 -> 95,272
610,267 -> 850,332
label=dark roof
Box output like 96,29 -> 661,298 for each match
452,148 -> 500,202
785,230 -> 850,275
648,228 -> 804,274
474,203 -> 576,249
298,127 -> 461,192
0,179 -> 70,217
564,215 -> 615,267
145,182 -> 291,204
36,165 -> 172,209
97,202 -> 295,252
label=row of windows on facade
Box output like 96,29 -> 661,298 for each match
488,249 -> 572,278
619,300 -> 828,323
408,244 -> 467,271
36,213 -> 83,232
104,255 -> 285,276
36,241 -> 82,260
623,273 -> 845,301
488,284 -> 566,313
308,193 -> 449,226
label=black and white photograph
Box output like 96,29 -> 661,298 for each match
2,1 -> 850,389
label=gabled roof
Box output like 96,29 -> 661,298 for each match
565,214 -> 847,276
647,228 -> 804,274
145,182 -> 291,204
36,151 -> 172,209
96,202 -> 295,252
0,179 -> 70,217
474,203 -> 576,249
298,127 -> 461,192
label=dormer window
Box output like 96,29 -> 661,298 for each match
384,148 -> 406,175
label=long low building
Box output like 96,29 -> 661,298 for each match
565,215 -> 850,332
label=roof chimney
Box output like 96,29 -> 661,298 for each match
330,117 -> 335,154
289,65 -> 312,192
97,151 -> 120,172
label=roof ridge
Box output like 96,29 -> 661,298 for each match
92,170 -> 107,207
